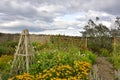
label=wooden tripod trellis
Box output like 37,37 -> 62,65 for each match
11,29 -> 35,74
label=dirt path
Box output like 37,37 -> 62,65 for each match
96,57 -> 115,80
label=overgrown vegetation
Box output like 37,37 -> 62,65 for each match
0,37 -> 97,79
81,17 -> 112,53
0,41 -> 18,56
0,55 -> 13,80
10,61 -> 91,80
9,40 -> 96,80
81,17 -> 120,71
0,16 -> 120,80
30,47 -> 96,74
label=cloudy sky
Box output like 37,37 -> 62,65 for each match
0,0 -> 119,36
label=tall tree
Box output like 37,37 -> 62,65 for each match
81,17 -> 112,52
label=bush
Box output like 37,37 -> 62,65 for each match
32,42 -> 50,51
10,61 -> 91,80
9,73 -> 35,80
0,41 -> 18,55
0,46 -> 9,56
36,61 -> 91,80
8,41 -> 96,80
110,43 -> 120,69
30,48 -> 96,75
99,48 -> 110,57
0,55 -> 13,71
0,55 -> 13,79
111,55 -> 120,69
81,50 -> 97,64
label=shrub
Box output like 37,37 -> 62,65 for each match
8,42 -> 96,80
111,43 -> 120,69
111,53 -> 120,69
30,48 -> 96,75
9,73 -> 35,80
0,55 -> 13,71
36,61 -> 91,80
32,42 -> 50,51
0,55 -> 13,80
99,48 -> 110,57
10,61 -> 91,80
0,46 -> 9,56
81,50 -> 97,64
0,41 -> 18,55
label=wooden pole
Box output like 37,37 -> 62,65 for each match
113,36 -> 116,53
24,30 -> 29,73
11,29 -> 35,75
85,36 -> 88,50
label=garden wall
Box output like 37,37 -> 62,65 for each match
0,33 -> 50,43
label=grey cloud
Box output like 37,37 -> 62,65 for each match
1,0 -> 119,20
102,2 -> 120,15
0,26 -> 46,32
87,0 -> 120,15
0,0 -> 36,16
0,0 -> 119,35
0,0 -> 56,23
1,0 -> 119,16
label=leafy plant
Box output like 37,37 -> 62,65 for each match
0,55 -> 13,80
99,48 -> 110,57
81,50 -> 97,64
111,43 -> 120,69
30,47 -> 96,75
0,41 -> 18,55
0,55 -> 13,71
10,61 -> 91,80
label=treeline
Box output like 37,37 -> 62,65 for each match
81,17 -> 120,56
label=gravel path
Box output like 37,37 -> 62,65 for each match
96,57 -> 115,80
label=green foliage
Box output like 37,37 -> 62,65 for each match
32,41 -> 50,51
81,50 -> 97,64
0,55 -> 13,71
81,18 -> 112,53
0,39 -> 96,79
81,17 -> 120,71
29,46 -> 94,79
30,45 -> 96,75
111,55 -> 120,69
0,41 -> 18,55
99,48 -> 110,57
0,46 -> 9,55
0,55 -> 13,80
111,43 -> 120,69
10,61 -> 91,80
32,42 -> 42,51
50,35 -> 82,51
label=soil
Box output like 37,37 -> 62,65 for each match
96,57 -> 115,80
